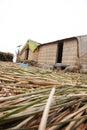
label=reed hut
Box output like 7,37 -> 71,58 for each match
37,35 -> 87,72
16,35 -> 87,72
0,51 -> 13,62
16,39 -> 40,63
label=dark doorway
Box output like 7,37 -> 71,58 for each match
26,48 -> 29,60
57,42 -> 63,63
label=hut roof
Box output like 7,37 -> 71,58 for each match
38,34 -> 87,47
0,51 -> 13,56
0,51 -> 13,62
20,39 -> 40,54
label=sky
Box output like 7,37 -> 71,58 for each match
0,0 -> 87,57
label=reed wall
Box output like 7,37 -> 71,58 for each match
76,36 -> 87,72
28,49 -> 39,61
77,36 -> 87,57
62,39 -> 78,65
38,42 -> 57,64
77,53 -> 87,73
18,51 -> 26,62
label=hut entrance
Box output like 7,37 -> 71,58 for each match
25,48 -> 29,60
57,42 -> 63,63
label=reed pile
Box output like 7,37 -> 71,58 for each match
0,61 -> 87,130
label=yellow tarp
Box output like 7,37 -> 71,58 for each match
20,39 -> 40,53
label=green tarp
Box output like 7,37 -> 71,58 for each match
20,39 -> 40,53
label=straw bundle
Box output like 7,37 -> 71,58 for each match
0,61 -> 87,129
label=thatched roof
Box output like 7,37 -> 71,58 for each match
0,51 -> 13,62
19,39 -> 40,54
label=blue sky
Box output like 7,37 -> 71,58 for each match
0,0 -> 87,56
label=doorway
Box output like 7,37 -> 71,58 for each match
26,48 -> 29,60
57,42 -> 63,63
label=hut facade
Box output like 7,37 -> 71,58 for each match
37,35 -> 87,72
16,40 -> 40,63
16,35 -> 87,72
